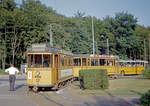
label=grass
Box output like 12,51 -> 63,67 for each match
77,78 -> 150,95
0,69 -> 8,75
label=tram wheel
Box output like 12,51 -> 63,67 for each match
28,86 -> 33,91
32,86 -> 38,92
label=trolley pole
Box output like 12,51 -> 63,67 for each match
50,24 -> 53,47
107,38 -> 109,55
92,17 -> 95,55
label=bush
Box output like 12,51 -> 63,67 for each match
140,90 -> 150,106
142,67 -> 150,79
0,69 -> 8,75
79,69 -> 109,89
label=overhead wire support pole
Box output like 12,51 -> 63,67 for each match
144,39 -> 146,61
107,38 -> 109,55
50,24 -> 53,47
149,34 -> 150,64
92,17 -> 95,55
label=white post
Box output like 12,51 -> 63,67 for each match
50,24 -> 53,47
92,17 -> 95,55
107,38 -> 109,55
149,35 -> 150,64
144,39 -> 146,61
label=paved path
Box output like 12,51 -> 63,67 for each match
0,75 -> 141,106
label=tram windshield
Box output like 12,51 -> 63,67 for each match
28,54 -> 53,68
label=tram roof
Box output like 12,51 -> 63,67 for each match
73,54 -> 119,58
27,44 -> 73,55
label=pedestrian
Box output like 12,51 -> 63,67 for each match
5,64 -> 19,91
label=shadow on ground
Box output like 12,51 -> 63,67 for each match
81,90 -> 141,106
15,84 -> 26,90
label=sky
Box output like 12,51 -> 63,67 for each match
37,0 -> 150,27
15,0 -> 150,27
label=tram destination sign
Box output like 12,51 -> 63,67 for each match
31,44 -> 49,52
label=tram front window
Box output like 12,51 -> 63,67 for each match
28,54 -> 52,68
35,55 -> 42,68
43,55 -> 50,68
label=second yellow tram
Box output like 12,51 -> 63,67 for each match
73,54 -> 120,79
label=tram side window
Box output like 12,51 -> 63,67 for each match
28,54 -> 34,68
60,57 -> 64,66
35,55 -> 42,68
64,58 -> 68,66
82,58 -> 86,66
141,62 -> 144,67
43,55 -> 51,68
74,58 -> 81,66
91,59 -> 98,66
108,60 -> 113,66
69,58 -> 73,66
99,59 -> 106,66
137,62 -> 143,67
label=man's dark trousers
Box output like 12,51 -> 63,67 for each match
9,75 -> 16,91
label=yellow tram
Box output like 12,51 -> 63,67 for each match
73,54 -> 120,79
26,44 -> 74,91
119,60 -> 148,75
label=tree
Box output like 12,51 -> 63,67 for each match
113,12 -> 138,59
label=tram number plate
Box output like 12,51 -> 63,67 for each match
28,71 -> 32,79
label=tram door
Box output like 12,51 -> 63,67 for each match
55,54 -> 59,81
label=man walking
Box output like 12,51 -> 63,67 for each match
5,64 -> 19,91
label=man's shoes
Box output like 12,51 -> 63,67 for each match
9,90 -> 15,91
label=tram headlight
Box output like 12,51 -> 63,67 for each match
35,71 -> 40,77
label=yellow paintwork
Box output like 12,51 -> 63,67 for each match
27,67 -> 73,87
120,67 -> 145,75
27,68 -> 53,87
73,56 -> 120,77
73,66 -> 120,77
26,45 -> 74,88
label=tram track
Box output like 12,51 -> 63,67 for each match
39,93 -> 64,106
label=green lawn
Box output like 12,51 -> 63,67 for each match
77,78 -> 150,95
0,70 -> 8,75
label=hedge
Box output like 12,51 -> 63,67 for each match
142,67 -> 150,79
79,69 -> 109,89
140,90 -> 150,106
0,70 -> 8,75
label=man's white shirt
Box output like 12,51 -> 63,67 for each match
5,67 -> 19,75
